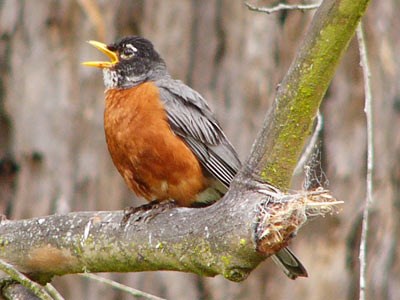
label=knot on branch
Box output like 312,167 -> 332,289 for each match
255,187 -> 342,255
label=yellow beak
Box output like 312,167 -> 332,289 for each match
82,40 -> 119,68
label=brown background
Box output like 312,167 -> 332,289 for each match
0,1 -> 399,299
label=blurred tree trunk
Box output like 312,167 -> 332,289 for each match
0,1 -> 398,299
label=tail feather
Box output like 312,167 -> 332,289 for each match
272,248 -> 308,280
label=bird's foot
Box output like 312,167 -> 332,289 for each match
121,199 -> 177,224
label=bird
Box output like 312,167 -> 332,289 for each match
82,35 -> 307,279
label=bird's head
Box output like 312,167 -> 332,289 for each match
82,36 -> 167,89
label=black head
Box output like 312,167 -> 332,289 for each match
83,36 -> 167,89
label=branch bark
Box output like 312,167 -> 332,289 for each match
0,187 -> 338,284
0,187 -> 266,283
0,0 -> 369,291
356,22 -> 374,300
246,0 -> 370,189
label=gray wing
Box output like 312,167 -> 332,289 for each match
156,78 -> 241,188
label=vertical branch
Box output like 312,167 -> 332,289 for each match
245,0 -> 371,189
356,23 -> 374,300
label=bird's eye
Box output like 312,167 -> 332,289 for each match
120,44 -> 137,60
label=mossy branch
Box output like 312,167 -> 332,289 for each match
246,0 -> 370,189
0,187 -> 340,284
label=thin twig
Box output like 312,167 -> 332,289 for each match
245,2 -> 320,14
294,110 -> 324,175
80,273 -> 166,300
356,22 -> 374,300
44,283 -> 65,300
0,258 -> 53,300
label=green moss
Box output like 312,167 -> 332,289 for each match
259,0 -> 370,188
221,255 -> 232,267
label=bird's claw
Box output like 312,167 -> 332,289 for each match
121,199 -> 177,225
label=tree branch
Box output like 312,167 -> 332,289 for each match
245,2 -> 320,14
0,258 -> 53,300
356,22 -> 374,300
80,273 -> 165,300
245,0 -> 370,189
0,187 -> 339,283
0,190 -> 264,283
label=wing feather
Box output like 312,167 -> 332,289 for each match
156,78 -> 241,188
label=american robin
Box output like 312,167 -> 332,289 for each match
83,36 -> 307,279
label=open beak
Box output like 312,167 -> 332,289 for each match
82,40 -> 119,68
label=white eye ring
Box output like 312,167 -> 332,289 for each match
120,44 -> 138,60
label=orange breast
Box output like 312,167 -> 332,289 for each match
104,82 -> 207,207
